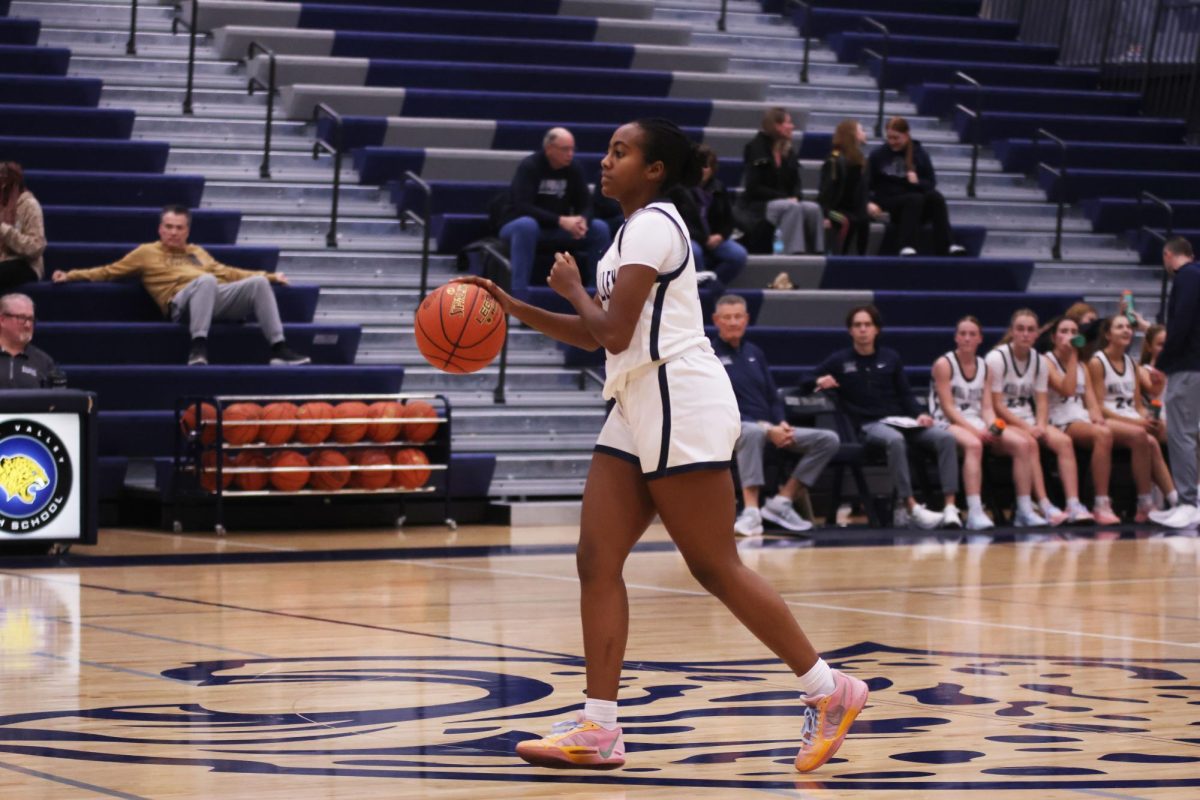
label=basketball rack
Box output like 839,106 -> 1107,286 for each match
172,392 -> 454,534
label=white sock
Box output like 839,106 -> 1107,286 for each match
1017,495 -> 1034,514
1066,496 -> 1083,510
1039,497 -> 1058,514
1095,495 -> 1111,508
584,698 -> 619,730
798,658 -> 836,697
966,495 -> 983,514
1137,493 -> 1154,509
1168,490 -> 1180,507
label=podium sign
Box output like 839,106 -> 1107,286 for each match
0,391 -> 97,546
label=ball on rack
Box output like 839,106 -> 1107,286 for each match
308,449 -> 351,491
199,451 -> 233,492
268,450 -> 309,492
233,452 -> 269,492
259,401 -> 299,445
296,401 -> 335,444
180,402 -> 217,445
332,401 -> 370,444
222,402 -> 262,445
366,400 -> 404,443
349,448 -> 392,490
392,447 -> 431,489
413,281 -> 506,373
402,399 -> 438,443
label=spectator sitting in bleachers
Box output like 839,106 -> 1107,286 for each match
814,304 -> 960,530
818,119 -> 872,256
1088,314 -> 1177,521
929,315 -> 1039,531
867,117 -> 965,257
679,146 -> 747,289
498,127 -> 611,301
50,205 -> 310,367
737,106 -> 824,255
0,162 -> 46,294
711,294 -> 838,536
0,292 -> 64,389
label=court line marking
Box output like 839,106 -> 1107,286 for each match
0,759 -> 152,800
63,618 -> 275,659
113,530 -> 300,552
35,651 -> 193,684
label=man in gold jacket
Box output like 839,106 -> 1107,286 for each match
52,205 -> 309,366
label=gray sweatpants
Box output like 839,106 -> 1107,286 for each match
735,422 -> 839,489
861,421 -> 960,500
766,198 -> 825,254
169,273 -> 284,344
1165,371 -> 1200,506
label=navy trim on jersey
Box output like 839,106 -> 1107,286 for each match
594,444 -> 640,465
625,205 -> 690,362
645,460 -> 734,481
656,362 -> 672,473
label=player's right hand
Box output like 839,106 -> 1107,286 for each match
450,276 -> 515,315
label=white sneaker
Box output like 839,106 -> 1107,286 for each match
892,505 -> 910,528
1155,504 -> 1200,530
966,510 -> 995,531
948,244 -> 967,255
1014,508 -> 1049,527
1149,506 -> 1178,524
941,506 -> 963,529
899,247 -> 917,256
734,506 -> 764,537
695,270 -> 719,284
761,495 -> 813,532
909,504 -> 943,530
1065,503 -> 1094,525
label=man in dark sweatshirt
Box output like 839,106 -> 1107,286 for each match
498,127 -> 610,301
1150,237 -> 1200,529
813,304 -> 960,529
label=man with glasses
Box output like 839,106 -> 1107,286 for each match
0,292 -> 63,389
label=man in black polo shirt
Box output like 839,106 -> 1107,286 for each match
712,294 -> 839,536
0,292 -> 62,389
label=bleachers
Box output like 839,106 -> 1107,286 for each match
42,206 -> 241,244
45,243 -> 277,273
25,172 -> 205,208
0,74 -> 102,105
26,282 -> 317,323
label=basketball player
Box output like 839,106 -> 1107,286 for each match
456,119 -> 867,773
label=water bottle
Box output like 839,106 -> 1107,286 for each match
1122,290 -> 1136,324
772,228 -> 785,256
987,418 -> 1006,437
1149,399 -> 1163,421
1070,334 -> 1086,348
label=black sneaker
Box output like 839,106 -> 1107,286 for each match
188,338 -> 208,366
269,344 -> 311,366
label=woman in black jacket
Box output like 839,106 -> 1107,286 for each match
737,107 -> 824,254
679,145 -> 747,285
867,116 -> 965,256
818,119 -> 871,256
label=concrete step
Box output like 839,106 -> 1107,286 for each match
454,432 -> 599,452
454,407 -> 605,435
279,250 -> 452,272
402,366 -> 591,392
238,216 -> 404,240
691,32 -> 840,60
360,327 -> 554,353
730,57 -> 866,83
1029,263 -> 1165,292
489,477 -> 587,498
71,54 -> 241,80
102,85 -> 267,108
202,182 -> 392,216
38,27 -> 195,55
654,7 -> 794,32
493,453 -> 593,480
442,389 -> 605,409
12,1 -> 176,28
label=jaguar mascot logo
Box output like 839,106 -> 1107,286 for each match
0,454 -> 48,504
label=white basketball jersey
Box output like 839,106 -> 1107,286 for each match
929,351 -> 986,427
986,343 -> 1045,424
1095,351 -> 1140,419
597,201 -> 710,400
1045,352 -> 1090,427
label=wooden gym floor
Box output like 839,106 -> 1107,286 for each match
2,523 -> 1200,798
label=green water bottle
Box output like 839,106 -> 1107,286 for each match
1122,290 -> 1136,324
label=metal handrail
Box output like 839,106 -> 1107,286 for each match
170,0 -> 200,115
784,0 -> 813,84
402,170 -> 433,300
955,71 -> 983,198
1034,127 -> 1067,260
246,41 -> 277,179
1139,191 -> 1174,322
127,0 -> 138,55
312,103 -> 343,248
479,242 -> 512,405
717,0 -> 727,31
862,16 -> 889,136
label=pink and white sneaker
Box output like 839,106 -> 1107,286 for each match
516,712 -> 625,769
1092,505 -> 1121,526
794,670 -> 869,773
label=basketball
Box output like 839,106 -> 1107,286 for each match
393,447 -> 431,489
222,402 -> 262,445
366,400 -> 404,443
413,281 -> 506,373
403,399 -> 438,443
268,450 -> 309,491
349,448 -> 393,489
309,449 -> 352,491
295,401 -> 334,444
180,402 -> 217,445
232,452 -> 268,492
199,451 -> 233,492
332,401 -> 370,444
259,402 -> 299,445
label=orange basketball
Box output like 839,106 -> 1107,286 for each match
199,451 -> 233,492
233,452 -> 268,492
258,402 -> 298,445
413,281 -> 506,373
308,449 -> 351,491
332,401 -> 370,444
295,401 -> 334,444
403,399 -> 438,443
366,400 -> 404,442
268,450 -> 309,491
180,402 -> 217,445
393,447 -> 431,489
349,448 -> 392,489
222,402 -> 262,445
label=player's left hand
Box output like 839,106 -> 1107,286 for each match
548,251 -> 584,298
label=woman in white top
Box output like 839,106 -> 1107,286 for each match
1088,314 -> 1176,521
986,308 -> 1084,525
930,315 -> 1038,530
1043,316 -> 1121,524
457,119 -> 866,773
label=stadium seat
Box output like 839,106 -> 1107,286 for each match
42,207 -> 241,245
45,243 -> 279,273
830,32 -> 1059,66
0,17 -> 40,45
993,139 -> 1200,174
0,74 -> 102,106
869,57 -> 1100,91
0,105 -> 135,139
911,85 -> 1141,118
1081,198 -> 1200,234
954,109 -> 1187,145
25,172 -> 205,208
0,136 -> 169,172
26,282 -> 317,323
